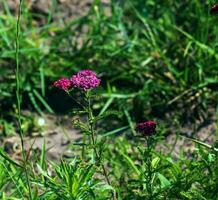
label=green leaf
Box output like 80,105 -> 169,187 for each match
124,108 -> 137,135
0,149 -> 23,168
208,153 -> 215,163
157,173 -> 171,189
99,96 -> 114,115
93,110 -> 122,123
119,151 -> 140,176
180,135 -> 218,152
33,89 -> 54,114
152,157 -> 160,169
101,126 -> 129,137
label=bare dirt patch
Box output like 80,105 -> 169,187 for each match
2,113 -> 81,161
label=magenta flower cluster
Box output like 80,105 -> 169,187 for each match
136,121 -> 157,136
71,70 -> 101,90
53,78 -> 72,91
53,70 -> 100,91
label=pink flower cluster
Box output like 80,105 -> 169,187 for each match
53,78 -> 72,91
71,70 -> 101,90
53,70 -> 100,91
136,121 -> 157,136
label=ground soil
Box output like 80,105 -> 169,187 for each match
2,113 -> 81,161
1,0 -> 110,21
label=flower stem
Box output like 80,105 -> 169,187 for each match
85,91 -> 116,200
145,137 -> 153,200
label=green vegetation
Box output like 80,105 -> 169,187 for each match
0,0 -> 218,199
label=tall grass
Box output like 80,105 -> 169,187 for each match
15,0 -> 32,199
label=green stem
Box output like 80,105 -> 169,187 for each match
86,91 -> 116,200
15,1 -> 32,199
145,137 -> 153,200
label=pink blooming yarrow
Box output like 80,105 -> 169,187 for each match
71,69 -> 101,90
53,78 -> 72,91
136,121 -> 157,136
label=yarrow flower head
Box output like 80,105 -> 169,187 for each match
136,121 -> 157,136
53,78 -> 72,91
71,69 -> 101,90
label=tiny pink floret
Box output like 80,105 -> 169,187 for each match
53,78 -> 72,91
70,69 -> 101,90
